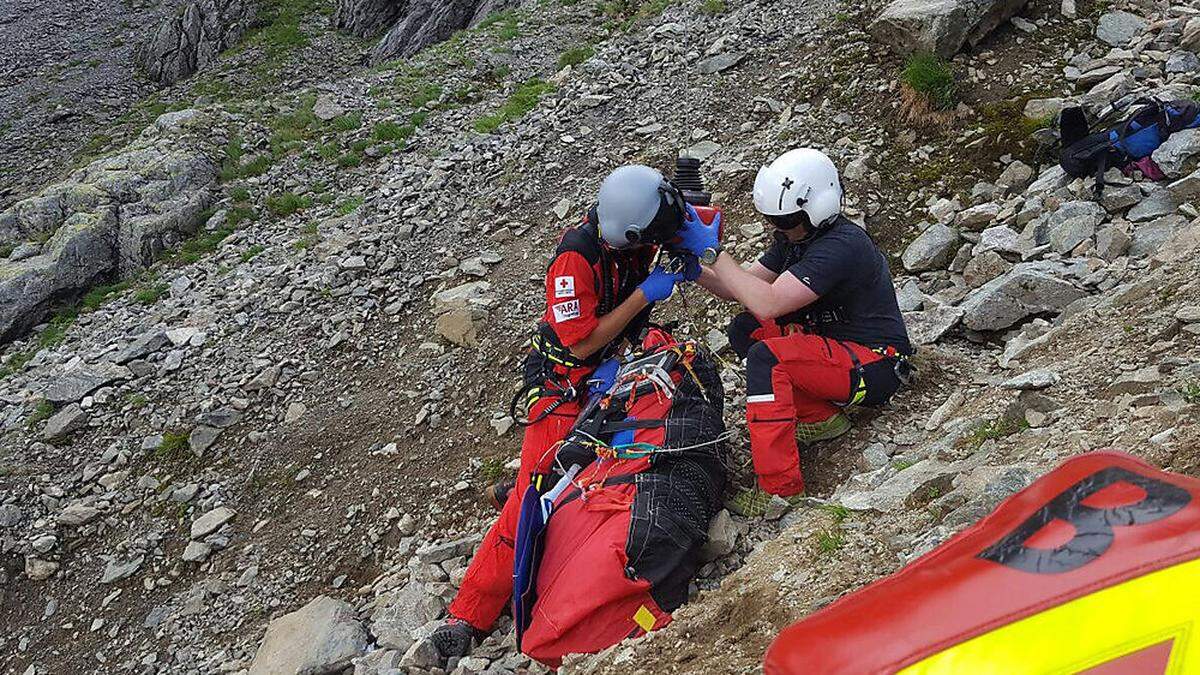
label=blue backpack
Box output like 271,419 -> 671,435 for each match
1059,97 -> 1200,195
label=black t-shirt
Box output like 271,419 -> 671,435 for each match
757,217 -> 912,354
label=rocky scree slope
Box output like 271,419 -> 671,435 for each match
1,0 -> 1199,673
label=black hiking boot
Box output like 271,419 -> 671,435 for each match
484,478 -> 516,511
431,616 -> 483,661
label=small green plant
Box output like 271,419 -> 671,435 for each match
317,143 -> 339,161
337,151 -> 362,168
265,191 -> 312,216
240,155 -> 273,178
473,78 -> 554,133
230,185 -> 251,202
816,529 -> 845,555
335,196 -> 364,216
27,399 -> 54,428
156,431 -> 192,463
331,112 -> 362,131
479,456 -> 508,482
410,110 -> 430,127
38,308 -> 78,350
961,417 -> 1029,451
700,0 -> 726,14
0,348 -> 35,380
900,52 -> 957,111
1180,380 -> 1200,404
176,226 -> 235,264
558,45 -> 594,69
294,222 -> 321,250
134,283 -> 168,305
127,393 -> 149,409
373,120 -> 414,142
819,503 -> 851,524
240,244 -> 266,262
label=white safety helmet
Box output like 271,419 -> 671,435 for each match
596,165 -> 686,249
752,149 -> 843,230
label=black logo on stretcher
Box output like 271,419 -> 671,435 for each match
978,467 -> 1192,574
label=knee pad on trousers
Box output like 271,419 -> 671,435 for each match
745,341 -> 780,399
727,311 -> 763,360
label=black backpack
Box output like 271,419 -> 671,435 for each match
1058,97 -> 1200,196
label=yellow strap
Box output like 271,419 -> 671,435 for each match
900,556 -> 1200,674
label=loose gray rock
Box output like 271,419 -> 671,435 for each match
190,506 -> 235,539
371,582 -> 445,651
42,403 -> 88,442
870,0 -> 1029,58
902,223 -> 959,272
1095,10 -> 1146,47
1152,129 -> 1200,177
249,596 -> 370,675
43,362 -> 131,404
959,262 -> 1088,331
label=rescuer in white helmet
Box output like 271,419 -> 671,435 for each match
673,148 -> 913,512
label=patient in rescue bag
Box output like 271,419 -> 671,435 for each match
515,328 -> 728,667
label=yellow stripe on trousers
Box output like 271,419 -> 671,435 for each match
899,556 -> 1200,675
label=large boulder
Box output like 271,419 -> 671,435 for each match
0,110 -> 220,344
249,596 -> 370,675
1094,10 -> 1146,48
135,0 -> 259,84
869,0 -> 1029,59
902,223 -> 959,272
1045,200 -> 1107,254
333,0 -> 407,37
1152,129 -> 1200,177
958,262 -> 1088,331
367,0 -> 516,64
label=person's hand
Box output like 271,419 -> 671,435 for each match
638,266 -> 685,303
674,204 -> 720,257
587,358 -> 620,397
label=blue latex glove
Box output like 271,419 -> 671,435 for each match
587,358 -> 620,397
675,204 -> 721,257
639,266 -> 684,303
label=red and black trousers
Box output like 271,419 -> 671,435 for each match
727,312 -> 903,497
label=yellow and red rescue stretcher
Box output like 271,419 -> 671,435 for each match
765,451 -> 1200,675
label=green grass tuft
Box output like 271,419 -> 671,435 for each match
901,52 -> 957,111
240,244 -> 266,262
331,112 -> 362,131
373,120 -> 414,142
133,283 -> 168,306
558,45 -> 594,70
335,196 -> 364,216
155,431 -> 193,463
265,192 -> 313,216
816,529 -> 845,555
700,0 -> 726,14
337,151 -> 362,168
27,399 -> 54,429
473,79 -> 554,134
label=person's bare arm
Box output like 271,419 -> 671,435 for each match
709,252 -> 818,319
698,261 -> 778,300
568,290 -> 651,360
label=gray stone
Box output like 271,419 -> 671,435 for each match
974,225 -> 1025,258
333,0 -> 406,37
1000,369 -> 1060,390
1152,129 -> 1200,177
57,502 -> 101,526
996,161 -> 1034,192
368,0 -> 516,65
1095,10 -> 1146,47
902,223 -> 959,272
42,403 -> 88,442
26,557 -> 59,581
956,202 -> 1000,230
1025,165 -> 1070,196
371,582 -> 445,651
0,504 -> 23,528
43,362 -> 131,404
1167,170 -> 1200,201
1106,366 -> 1161,397
135,0 -> 259,84
697,52 -> 745,74
1046,200 -> 1106,254
835,458 -> 968,512
895,279 -> 926,312
1127,189 -> 1179,222
313,95 -> 345,122
700,509 -> 736,562
1101,184 -> 1143,212
904,305 -> 964,345
400,639 -> 441,669
959,262 -> 1089,331
182,540 -> 213,562
869,0 -> 1029,58
190,506 -> 235,539
112,331 -> 169,364
1166,51 -> 1200,75
249,596 -> 370,675
1094,225 -> 1130,261
1129,216 -> 1186,258
416,536 -> 478,564
100,556 -> 144,584
1023,98 -> 1063,121
189,425 -> 223,456
962,250 -> 1011,288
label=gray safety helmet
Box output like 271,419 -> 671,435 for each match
596,165 -> 685,249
